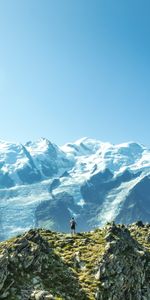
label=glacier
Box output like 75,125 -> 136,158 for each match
0,137 -> 150,240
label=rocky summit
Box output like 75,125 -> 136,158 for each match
0,222 -> 149,300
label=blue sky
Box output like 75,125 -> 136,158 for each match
0,0 -> 149,147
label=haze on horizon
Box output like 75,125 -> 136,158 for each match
0,0 -> 149,147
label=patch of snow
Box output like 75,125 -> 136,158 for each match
97,174 -> 145,226
77,199 -> 86,207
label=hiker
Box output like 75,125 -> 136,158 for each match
70,217 -> 76,235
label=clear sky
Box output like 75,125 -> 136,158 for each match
0,0 -> 149,147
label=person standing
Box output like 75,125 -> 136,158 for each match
70,217 -> 77,235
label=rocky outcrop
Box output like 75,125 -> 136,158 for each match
0,250 -> 8,292
0,224 -> 149,299
95,223 -> 150,299
0,230 -> 52,299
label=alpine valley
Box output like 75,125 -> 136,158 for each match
0,137 -> 150,240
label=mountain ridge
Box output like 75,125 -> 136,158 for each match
0,222 -> 149,299
0,137 -> 149,187
0,137 -> 150,240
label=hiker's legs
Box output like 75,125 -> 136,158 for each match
71,228 -> 76,235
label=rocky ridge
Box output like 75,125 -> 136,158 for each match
0,222 -> 149,299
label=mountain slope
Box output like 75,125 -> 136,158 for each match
0,138 -> 73,186
0,223 -> 149,299
0,137 -> 150,240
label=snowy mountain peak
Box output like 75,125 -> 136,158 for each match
0,137 -> 150,240
0,138 -> 149,185
61,137 -> 107,156
61,138 -> 147,159
25,138 -> 53,155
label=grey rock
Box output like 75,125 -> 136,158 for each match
0,251 -> 8,291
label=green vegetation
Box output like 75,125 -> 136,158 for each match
0,223 -> 149,300
40,229 -> 106,299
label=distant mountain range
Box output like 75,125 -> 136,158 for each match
0,137 -> 150,240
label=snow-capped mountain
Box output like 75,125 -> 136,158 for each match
0,137 -> 150,240
0,138 -> 73,186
